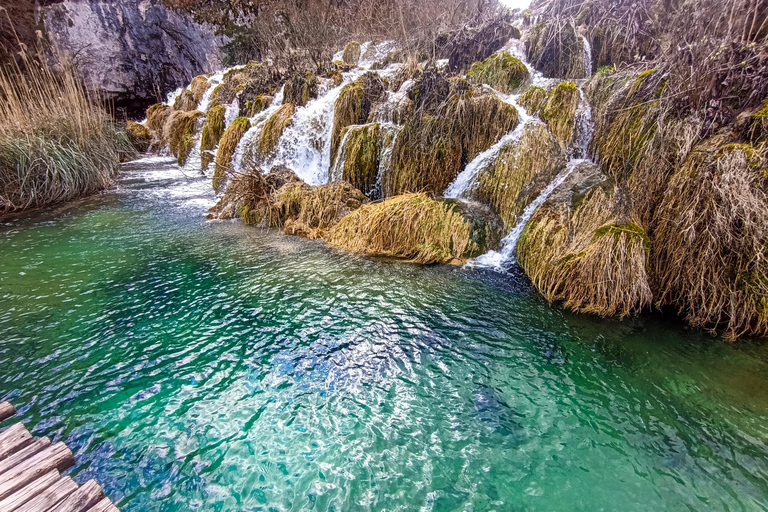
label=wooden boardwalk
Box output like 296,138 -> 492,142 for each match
0,402 -> 119,512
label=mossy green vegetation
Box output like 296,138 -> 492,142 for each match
190,75 -> 211,104
342,41 -> 362,66
165,110 -> 204,166
200,104 -> 226,153
126,121 -> 151,153
472,123 -> 565,229
283,72 -> 318,107
327,193 -> 479,264
540,81 -> 581,148
331,73 -> 386,165
466,53 -> 529,94
213,117 -> 251,191
243,95 -> 273,117
258,104 -> 294,157
341,123 -> 380,194
518,85 -> 548,115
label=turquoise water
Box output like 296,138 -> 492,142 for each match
1,157 -> 768,511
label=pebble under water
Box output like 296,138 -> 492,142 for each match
1,158 -> 768,511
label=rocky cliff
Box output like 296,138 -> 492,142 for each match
41,0 -> 226,118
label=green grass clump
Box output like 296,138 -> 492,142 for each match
200,104 -> 226,152
467,53 -> 529,94
214,117 -> 251,191
258,104 -> 294,157
341,124 -> 380,194
540,81 -> 581,147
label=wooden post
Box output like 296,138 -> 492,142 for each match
86,497 -> 121,512
0,470 -> 59,512
0,402 -> 16,422
0,442 -> 74,501
55,479 -> 106,512
0,424 -> 34,461
0,438 -> 51,477
14,476 -> 77,512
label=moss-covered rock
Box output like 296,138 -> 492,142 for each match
518,85 -> 548,115
471,122 -> 566,229
386,115 -> 463,197
200,104 -> 226,165
342,41 -> 362,66
258,104 -> 294,158
328,70 -> 343,87
339,123 -> 380,194
331,72 -> 387,165
190,75 -> 211,104
466,53 -> 530,94
173,89 -> 197,111
517,163 -> 653,318
243,95 -> 273,118
210,83 -> 238,105
213,117 -> 251,191
283,72 -> 318,107
526,22 -> 589,79
164,110 -> 205,166
126,121 -> 151,153
540,81 -> 581,148
327,193 -> 486,264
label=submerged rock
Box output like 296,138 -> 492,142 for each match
328,193 -> 501,264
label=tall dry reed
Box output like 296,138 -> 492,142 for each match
0,43 -> 130,213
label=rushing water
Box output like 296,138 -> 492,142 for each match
2,158 -> 768,511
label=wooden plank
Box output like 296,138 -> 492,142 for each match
14,475 -> 77,512
0,443 -> 74,501
0,424 -> 34,461
0,402 -> 15,422
84,497 -> 120,512
0,470 -> 59,512
53,479 -> 105,512
0,438 -> 51,477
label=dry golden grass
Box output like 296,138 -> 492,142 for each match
540,81 -> 580,148
164,110 -> 204,165
190,75 -> 211,104
652,138 -> 768,339
517,185 -> 653,318
200,104 -> 226,152
258,104 -> 294,157
327,193 -> 477,264
0,48 -> 128,212
331,73 -> 386,165
213,116 -> 251,191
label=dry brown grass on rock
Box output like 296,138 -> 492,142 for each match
173,89 -> 198,111
342,41 -> 362,66
126,121 -> 151,153
258,104 -> 295,158
190,75 -> 211,104
213,117 -> 251,191
540,81 -> 581,148
652,138 -> 768,339
327,193 -> 479,264
164,110 -> 204,165
200,104 -> 226,152
518,86 -> 548,115
283,73 -> 318,107
517,173 -> 653,318
472,122 -> 566,229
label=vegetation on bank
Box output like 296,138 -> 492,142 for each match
0,51 -> 131,214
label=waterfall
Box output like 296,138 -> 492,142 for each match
329,125 -> 359,183
472,159 -> 587,268
581,35 -> 593,78
231,87 -> 285,174
224,99 -> 240,127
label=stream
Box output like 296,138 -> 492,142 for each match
1,158 -> 768,511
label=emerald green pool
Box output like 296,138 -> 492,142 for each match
2,157 -> 768,511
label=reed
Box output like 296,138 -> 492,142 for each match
0,47 -> 129,213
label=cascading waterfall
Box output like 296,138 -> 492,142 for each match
231,87 -> 285,174
581,35 -> 593,78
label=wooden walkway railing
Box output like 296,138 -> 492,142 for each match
0,401 -> 119,512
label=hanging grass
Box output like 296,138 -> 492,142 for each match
0,49 -> 130,213
518,85 -> 548,115
243,95 -> 274,118
200,104 -> 226,152
340,123 -> 380,194
327,193 -> 479,264
213,117 -> 251,191
517,180 -> 653,318
258,104 -> 295,157
331,73 -> 386,165
126,121 -> 151,153
165,110 -> 204,166
173,89 -> 198,111
190,75 -> 211,104
283,72 -> 318,107
473,122 -> 566,229
466,53 -> 529,94
652,138 -> 768,340
342,41 -> 362,66
540,81 -> 581,148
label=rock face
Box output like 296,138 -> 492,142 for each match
42,0 -> 226,119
